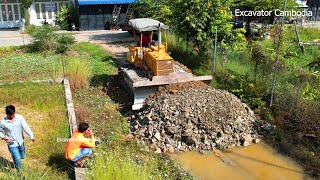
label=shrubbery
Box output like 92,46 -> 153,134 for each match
27,25 -> 75,53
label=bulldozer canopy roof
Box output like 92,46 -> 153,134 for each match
129,18 -> 169,32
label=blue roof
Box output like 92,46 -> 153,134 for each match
78,0 -> 137,5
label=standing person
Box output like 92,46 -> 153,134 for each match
0,105 -> 35,170
65,123 -> 95,167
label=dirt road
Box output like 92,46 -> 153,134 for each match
0,29 -> 32,47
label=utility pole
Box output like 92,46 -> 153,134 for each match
16,0 -> 25,46
213,28 -> 217,72
270,0 -> 287,108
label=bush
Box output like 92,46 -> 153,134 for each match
56,33 -> 75,53
273,85 -> 320,135
27,25 -> 74,53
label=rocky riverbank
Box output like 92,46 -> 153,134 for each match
129,82 -> 266,153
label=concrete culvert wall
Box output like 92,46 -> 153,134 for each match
129,82 -> 265,153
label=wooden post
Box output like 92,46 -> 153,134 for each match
294,20 -> 305,53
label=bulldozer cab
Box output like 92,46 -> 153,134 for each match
127,18 -> 173,77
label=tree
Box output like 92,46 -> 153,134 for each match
133,0 -> 245,55
20,0 -> 33,25
132,0 -> 172,24
171,0 -> 242,55
232,0 -> 298,37
135,0 -> 244,54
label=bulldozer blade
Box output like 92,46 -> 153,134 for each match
132,86 -> 158,110
119,63 -> 212,110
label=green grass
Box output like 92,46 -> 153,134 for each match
89,144 -> 150,180
284,26 -> 320,42
261,27 -> 320,69
0,41 -> 121,179
0,48 -> 62,82
65,57 -> 91,90
72,42 -> 116,86
0,83 -> 71,179
218,51 -> 254,76
0,83 -> 65,112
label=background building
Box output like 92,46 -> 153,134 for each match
77,0 -> 135,30
0,0 -> 71,28
29,0 -> 70,25
0,0 -> 21,28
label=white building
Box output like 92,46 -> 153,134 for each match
0,0 -> 21,28
29,0 -> 71,26
0,0 -> 71,28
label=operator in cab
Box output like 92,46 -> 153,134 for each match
140,31 -> 152,47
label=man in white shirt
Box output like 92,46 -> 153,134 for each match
0,105 -> 34,170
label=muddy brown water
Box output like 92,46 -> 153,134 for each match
170,142 -> 312,180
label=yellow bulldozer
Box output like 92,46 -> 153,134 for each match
119,18 -> 212,110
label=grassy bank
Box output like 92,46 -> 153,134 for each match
0,44 -> 87,179
71,42 -> 193,179
167,27 -> 320,177
0,82 -> 71,179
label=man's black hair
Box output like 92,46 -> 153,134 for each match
78,123 -> 89,133
5,105 -> 15,115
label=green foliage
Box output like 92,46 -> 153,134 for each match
133,0 -> 246,54
57,5 -> 69,30
28,25 -> 75,53
214,68 -> 272,120
20,0 -> 33,25
0,83 -> 65,111
306,57 -> 320,71
173,0 -> 246,54
88,145 -> 150,180
302,72 -> 320,101
232,0 -> 298,13
57,3 -> 76,30
20,0 -> 33,13
56,33 -> 75,53
0,46 -> 19,58
73,42 -> 116,86
73,42 -> 113,62
284,26 -> 320,43
132,0 -> 171,24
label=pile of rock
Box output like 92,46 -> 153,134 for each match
129,83 -> 264,153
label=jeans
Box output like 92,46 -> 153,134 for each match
8,143 -> 26,169
71,148 -> 92,162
